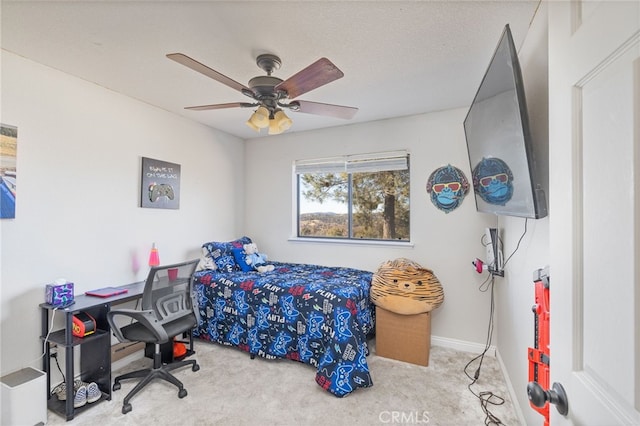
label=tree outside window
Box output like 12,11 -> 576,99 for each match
296,151 -> 410,241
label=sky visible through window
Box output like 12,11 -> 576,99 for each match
299,180 -> 348,214
299,198 -> 348,214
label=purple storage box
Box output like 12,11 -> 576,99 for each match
45,282 -> 74,306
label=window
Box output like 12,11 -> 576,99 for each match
295,151 -> 410,241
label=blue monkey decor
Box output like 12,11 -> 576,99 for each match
426,164 -> 469,213
471,157 -> 514,206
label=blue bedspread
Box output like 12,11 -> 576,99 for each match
193,261 -> 375,397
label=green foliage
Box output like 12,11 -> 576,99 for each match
299,212 -> 347,238
299,169 -> 410,241
300,173 -> 348,203
0,126 -> 18,138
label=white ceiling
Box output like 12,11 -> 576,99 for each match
1,0 -> 540,140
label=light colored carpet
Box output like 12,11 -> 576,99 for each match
46,339 -> 521,425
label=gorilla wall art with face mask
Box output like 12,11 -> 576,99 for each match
426,165 -> 470,213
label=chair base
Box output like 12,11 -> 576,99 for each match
112,348 -> 200,414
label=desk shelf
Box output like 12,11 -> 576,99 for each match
46,329 -> 109,347
41,307 -> 112,421
47,390 -> 109,416
40,279 -> 197,421
40,281 -> 145,421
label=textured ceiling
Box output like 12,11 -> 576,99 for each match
1,1 -> 540,140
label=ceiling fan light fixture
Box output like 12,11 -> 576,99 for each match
248,106 -> 270,129
246,119 -> 260,132
268,110 -> 292,135
268,118 -> 284,135
168,53 -> 357,134
273,110 -> 293,132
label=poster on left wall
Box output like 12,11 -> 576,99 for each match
1,124 -> 18,219
140,157 -> 181,209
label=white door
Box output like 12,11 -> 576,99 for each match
549,1 -> 640,425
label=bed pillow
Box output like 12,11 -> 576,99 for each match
195,246 -> 216,272
202,236 -> 252,272
213,254 -> 236,273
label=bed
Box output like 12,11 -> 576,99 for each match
191,238 -> 375,397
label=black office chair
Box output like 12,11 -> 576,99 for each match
107,259 -> 201,414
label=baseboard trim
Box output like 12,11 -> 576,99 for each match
431,335 -> 496,357
496,349 -> 527,426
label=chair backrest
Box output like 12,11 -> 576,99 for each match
142,259 -> 200,325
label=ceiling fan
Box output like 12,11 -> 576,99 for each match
166,53 -> 358,135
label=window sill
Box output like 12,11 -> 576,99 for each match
288,237 -> 414,248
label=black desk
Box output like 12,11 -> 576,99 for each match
40,281 -> 148,421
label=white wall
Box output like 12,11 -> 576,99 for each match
243,111 -> 496,345
495,5 -> 550,425
0,52 -> 244,376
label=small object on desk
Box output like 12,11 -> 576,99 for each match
167,268 -> 178,281
72,312 -> 96,338
148,242 -> 160,267
45,279 -> 74,307
85,287 -> 129,298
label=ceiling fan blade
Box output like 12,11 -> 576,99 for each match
185,102 -> 256,111
290,100 -> 358,119
167,53 -> 251,94
275,58 -> 344,99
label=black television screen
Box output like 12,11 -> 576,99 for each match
464,24 -> 547,219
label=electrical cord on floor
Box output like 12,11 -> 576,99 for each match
464,276 -> 506,425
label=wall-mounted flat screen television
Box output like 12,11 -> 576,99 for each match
464,24 -> 547,219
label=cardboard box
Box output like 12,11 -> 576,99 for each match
111,341 -> 145,362
375,306 -> 431,366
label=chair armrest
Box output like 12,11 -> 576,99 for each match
107,308 -> 169,343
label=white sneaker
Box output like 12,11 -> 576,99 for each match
86,382 -> 101,403
54,379 -> 84,401
73,385 -> 87,408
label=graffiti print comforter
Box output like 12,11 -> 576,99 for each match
193,261 -> 375,397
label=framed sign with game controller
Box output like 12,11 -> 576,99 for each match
140,157 -> 180,209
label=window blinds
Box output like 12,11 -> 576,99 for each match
294,150 -> 409,174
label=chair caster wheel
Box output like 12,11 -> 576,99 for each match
113,382 -> 121,391
122,403 -> 132,414
178,388 -> 187,398
192,364 -> 200,372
